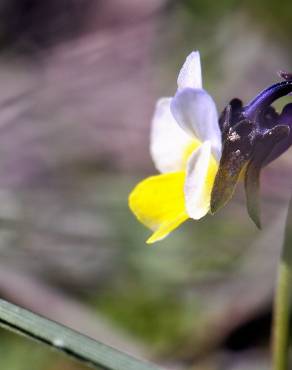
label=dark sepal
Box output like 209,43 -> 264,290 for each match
210,118 -> 256,214
244,124 -> 290,228
263,103 -> 292,165
259,106 -> 279,129
219,103 -> 232,134
218,98 -> 243,134
244,159 -> 261,228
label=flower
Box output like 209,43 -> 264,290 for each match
211,72 -> 292,227
129,51 -> 222,243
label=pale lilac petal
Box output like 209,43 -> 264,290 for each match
177,51 -> 202,90
184,141 -> 218,219
150,98 -> 194,173
171,88 -> 221,160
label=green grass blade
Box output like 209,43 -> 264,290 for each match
0,299 -> 163,370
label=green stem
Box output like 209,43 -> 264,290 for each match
273,197 -> 292,370
0,299 -> 162,370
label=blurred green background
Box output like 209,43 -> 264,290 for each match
0,1 -> 290,369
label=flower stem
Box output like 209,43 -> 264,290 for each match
0,299 -> 162,370
273,197 -> 292,370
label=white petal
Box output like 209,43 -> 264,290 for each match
177,51 -> 202,90
150,98 -> 194,173
184,141 -> 218,219
171,88 -> 221,161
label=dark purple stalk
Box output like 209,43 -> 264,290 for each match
244,81 -> 292,121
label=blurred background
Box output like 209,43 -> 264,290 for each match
0,1 -> 291,369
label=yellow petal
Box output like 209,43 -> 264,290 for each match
128,172 -> 188,244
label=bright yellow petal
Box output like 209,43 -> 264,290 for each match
128,172 -> 188,244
